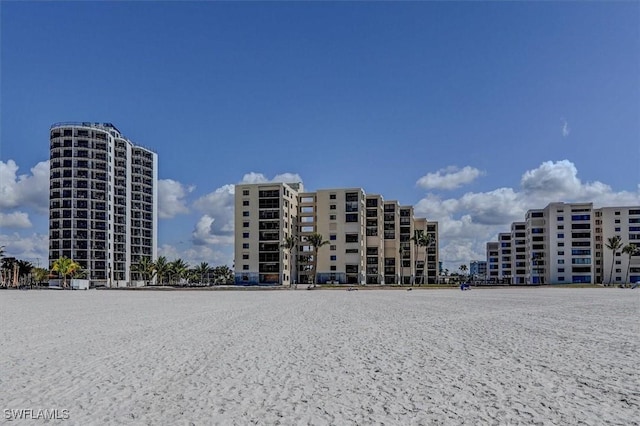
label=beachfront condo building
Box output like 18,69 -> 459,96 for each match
485,242 -> 500,283
511,222 -> 527,284
594,206 -> 640,285
498,232 -> 512,284
234,183 -> 438,285
49,122 -> 158,287
485,202 -> 640,285
469,260 -> 487,281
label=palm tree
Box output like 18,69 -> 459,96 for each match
1,256 -> 15,288
52,256 -> 81,288
305,233 -> 329,287
622,244 -> 639,285
132,256 -> 156,286
421,233 -> 435,285
211,265 -> 234,285
32,267 -> 50,287
280,235 -> 297,288
154,256 -> 169,286
16,260 -> 33,287
194,262 -> 211,286
459,264 -> 468,283
168,259 -> 189,286
605,236 -> 623,286
411,230 -> 434,285
410,230 -> 423,285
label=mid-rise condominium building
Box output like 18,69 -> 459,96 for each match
234,183 -> 438,285
49,122 -> 158,287
486,202 -> 640,285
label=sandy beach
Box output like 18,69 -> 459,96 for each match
1,288 -> 638,425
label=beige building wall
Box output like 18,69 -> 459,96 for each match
235,183 -> 439,286
234,182 -> 301,285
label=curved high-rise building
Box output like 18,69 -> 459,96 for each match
49,122 -> 158,287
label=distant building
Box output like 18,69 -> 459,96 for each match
594,206 -> 640,285
511,222 -> 527,284
486,242 -> 500,284
234,184 -> 439,285
49,122 -> 158,287
485,202 -> 640,285
469,260 -> 487,281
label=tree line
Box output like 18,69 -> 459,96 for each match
0,246 -> 234,288
130,256 -> 234,286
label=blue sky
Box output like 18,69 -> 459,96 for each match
1,1 -> 639,270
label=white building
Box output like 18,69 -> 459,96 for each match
49,122 -> 158,287
595,207 -> 640,285
487,202 -> 639,285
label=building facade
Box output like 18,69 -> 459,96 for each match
49,122 -> 158,287
595,206 -> 640,285
234,184 -> 438,285
486,202 -> 640,285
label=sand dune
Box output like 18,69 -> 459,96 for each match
1,288 -> 638,425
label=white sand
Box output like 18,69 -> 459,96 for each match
1,288 -> 638,425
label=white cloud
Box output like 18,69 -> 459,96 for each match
191,214 -> 235,246
157,243 -> 232,267
561,118 -> 570,137
416,166 -> 483,190
0,160 -> 49,213
415,160 -> 639,270
271,173 -> 303,184
0,212 -> 32,229
0,232 -> 48,266
192,184 -> 236,242
190,172 -> 303,248
240,172 -> 269,184
239,172 -> 303,185
158,179 -> 194,219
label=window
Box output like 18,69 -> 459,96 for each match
330,265 -> 337,271
330,245 -> 336,251
242,189 -> 249,196
558,225 -> 564,230
558,277 -> 565,281
330,214 -> 336,220
243,211 -> 249,217
346,249 -> 358,254
557,233 -> 564,238
330,255 -> 337,261
242,243 -> 249,249
615,227 -> 621,232
243,200 -> 249,206
558,268 -> 565,273
346,214 -> 358,222
242,265 -> 249,270
558,259 -> 564,264
243,232 -> 249,238
242,254 -> 249,260
243,222 -> 249,228
330,234 -> 337,240
330,205 -> 336,210
558,251 -> 564,255
345,234 -> 358,243
329,194 -> 336,200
